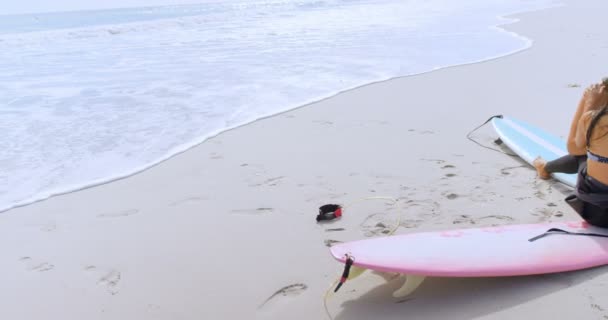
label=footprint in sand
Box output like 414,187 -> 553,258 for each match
586,295 -> 608,319
532,179 -> 558,201
258,283 -> 307,309
356,120 -> 389,127
479,215 -> 514,222
590,303 -> 604,311
399,219 -> 424,229
409,129 -> 434,135
444,193 -> 459,200
377,120 -> 389,125
452,214 -> 475,225
19,257 -> 54,272
420,158 -> 446,164
230,207 -> 274,215
500,165 -> 527,175
168,196 -> 206,207
98,209 -> 139,218
249,176 -> 285,187
209,153 -> 223,160
534,189 -> 548,200
85,266 -> 121,295
452,214 -> 514,226
360,213 -> 399,237
403,199 -> 441,218
531,207 -> 555,222
324,239 -> 342,247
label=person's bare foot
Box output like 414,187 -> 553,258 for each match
533,157 -> 551,179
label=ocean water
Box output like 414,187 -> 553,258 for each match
0,0 -> 559,212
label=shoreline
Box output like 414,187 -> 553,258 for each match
0,2 -> 556,214
3,1 -> 608,319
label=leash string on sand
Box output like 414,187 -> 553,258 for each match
323,196 -> 403,320
467,114 -> 517,157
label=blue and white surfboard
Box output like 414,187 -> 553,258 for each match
492,116 -> 576,187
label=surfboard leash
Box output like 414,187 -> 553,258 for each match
528,227 -> 608,242
467,114 -> 517,157
322,196 -> 403,320
333,254 -> 355,293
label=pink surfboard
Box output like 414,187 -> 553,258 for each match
329,221 -> 608,297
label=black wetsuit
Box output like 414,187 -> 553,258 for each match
546,154 -> 608,227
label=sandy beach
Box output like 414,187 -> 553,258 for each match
2,0 -> 608,319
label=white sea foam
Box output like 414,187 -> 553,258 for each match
0,0 -> 560,212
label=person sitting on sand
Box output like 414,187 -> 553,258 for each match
533,77 -> 608,227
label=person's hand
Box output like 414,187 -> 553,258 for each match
582,83 -> 608,112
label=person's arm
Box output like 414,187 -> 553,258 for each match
567,87 -> 592,154
574,110 -> 595,152
567,84 -> 606,154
